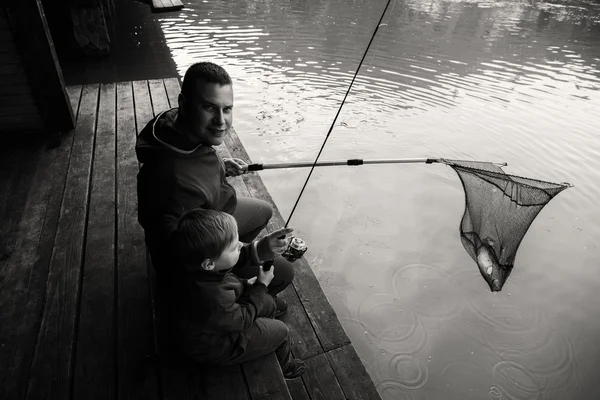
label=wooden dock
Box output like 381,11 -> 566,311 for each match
0,78 -> 382,400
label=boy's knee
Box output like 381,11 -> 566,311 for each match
270,319 -> 290,342
256,318 -> 289,344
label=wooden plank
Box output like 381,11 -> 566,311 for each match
5,0 -> 75,133
0,140 -> 44,398
163,77 -> 181,108
223,129 -> 348,352
148,79 -> 170,116
151,0 -> 184,12
0,103 -> 39,116
301,353 -> 346,400
0,135 -> 75,400
161,360 -> 250,400
72,83 -> 117,400
275,285 -> 322,359
0,83 -> 35,96
0,93 -> 37,106
0,114 -> 42,129
285,375 -> 311,400
241,353 -> 292,400
116,80 -> 160,399
133,81 -> 154,136
24,84 -> 98,399
0,140 -> 28,257
0,86 -> 79,400
326,345 -> 381,400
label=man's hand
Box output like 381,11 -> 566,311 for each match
257,227 -> 294,261
224,158 -> 248,177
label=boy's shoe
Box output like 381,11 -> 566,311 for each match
274,296 -> 288,318
282,359 -> 306,379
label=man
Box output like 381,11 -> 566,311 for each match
136,62 -> 293,313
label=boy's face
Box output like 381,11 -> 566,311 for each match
210,231 -> 243,271
180,81 -> 234,146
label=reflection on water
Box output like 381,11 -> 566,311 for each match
128,0 -> 600,398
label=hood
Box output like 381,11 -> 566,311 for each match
135,108 -> 213,164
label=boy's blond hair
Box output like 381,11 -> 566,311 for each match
168,208 -> 238,266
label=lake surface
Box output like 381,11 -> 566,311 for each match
91,0 -> 600,398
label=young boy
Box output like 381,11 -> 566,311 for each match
165,208 -> 306,379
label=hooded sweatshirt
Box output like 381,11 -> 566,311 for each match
136,108 -> 237,245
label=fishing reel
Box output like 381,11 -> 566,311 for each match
263,236 -> 307,272
281,236 -> 308,262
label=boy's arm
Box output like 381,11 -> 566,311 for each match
234,242 -> 262,269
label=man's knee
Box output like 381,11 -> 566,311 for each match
261,201 -> 273,222
274,256 -> 295,285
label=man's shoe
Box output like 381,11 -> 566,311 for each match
282,359 -> 306,379
274,296 -> 288,318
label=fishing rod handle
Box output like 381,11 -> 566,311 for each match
262,259 -> 274,272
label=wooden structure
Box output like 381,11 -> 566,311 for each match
0,78 -> 383,400
151,0 -> 185,12
0,3 -> 74,135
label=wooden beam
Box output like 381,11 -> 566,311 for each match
0,134 -> 63,400
301,353 -> 346,400
151,0 -> 184,12
5,0 -> 75,133
116,80 -> 160,399
326,345 -> 382,400
241,353 -> 293,400
25,84 -> 98,399
73,83 -> 117,400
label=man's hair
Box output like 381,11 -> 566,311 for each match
167,208 -> 238,266
181,62 -> 232,100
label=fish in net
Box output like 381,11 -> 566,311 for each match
442,159 -> 572,292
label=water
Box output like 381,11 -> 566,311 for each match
80,0 -> 600,398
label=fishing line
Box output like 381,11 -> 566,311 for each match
366,0 -> 397,70
282,0 -> 394,229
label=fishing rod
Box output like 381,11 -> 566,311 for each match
262,0 -> 395,271
245,158 -> 508,171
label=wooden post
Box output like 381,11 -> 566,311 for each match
69,0 -> 112,56
5,0 -> 75,134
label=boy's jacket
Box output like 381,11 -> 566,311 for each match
172,265 -> 277,362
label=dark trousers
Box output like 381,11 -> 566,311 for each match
207,315 -> 293,371
231,197 -> 295,297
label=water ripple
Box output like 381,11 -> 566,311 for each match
389,353 -> 429,390
392,263 -> 466,322
449,268 -> 545,334
356,292 -> 429,355
493,360 -> 544,400
376,380 -> 417,400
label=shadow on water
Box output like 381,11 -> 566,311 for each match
45,0 -> 180,85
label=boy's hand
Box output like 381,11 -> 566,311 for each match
257,227 -> 294,261
245,276 -> 257,286
224,158 -> 248,177
257,265 -> 274,287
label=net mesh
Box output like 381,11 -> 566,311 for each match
443,159 -> 571,292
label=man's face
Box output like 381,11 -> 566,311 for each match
181,81 -> 234,146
